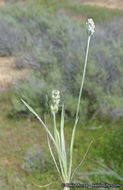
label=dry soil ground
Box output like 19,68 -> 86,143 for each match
0,0 -> 4,5
83,0 -> 123,10
0,57 -> 29,91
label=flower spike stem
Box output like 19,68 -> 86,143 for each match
75,35 -> 91,121
69,35 -> 92,181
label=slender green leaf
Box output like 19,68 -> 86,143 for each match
68,117 -> 79,181
52,111 -> 67,182
47,135 -> 63,182
56,128 -> 61,148
60,104 -> 67,179
21,99 -> 55,145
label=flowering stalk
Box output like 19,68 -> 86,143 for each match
21,18 -> 95,189
68,18 -> 95,181
51,90 -> 69,183
68,35 -> 91,181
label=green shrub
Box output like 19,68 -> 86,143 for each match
12,13 -> 123,120
0,19 -> 24,56
21,147 -> 54,174
0,4 -> 122,120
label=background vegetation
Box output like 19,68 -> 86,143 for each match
0,0 -> 122,189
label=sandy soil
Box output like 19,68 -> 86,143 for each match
56,0 -> 123,20
1,0 -> 123,9
0,57 -> 29,91
83,0 -> 123,10
56,8 -> 86,21
0,0 -> 5,5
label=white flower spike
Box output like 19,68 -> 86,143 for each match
51,90 -> 60,114
86,18 -> 95,36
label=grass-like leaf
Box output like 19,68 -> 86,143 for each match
47,135 -> 63,181
68,117 -> 79,181
60,104 -> 68,179
21,99 -> 55,145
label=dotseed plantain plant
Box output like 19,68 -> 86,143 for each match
21,19 -> 95,190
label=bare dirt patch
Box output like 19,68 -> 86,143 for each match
0,57 -> 29,91
56,8 -> 86,21
83,0 -> 123,10
56,0 -> 123,21
0,0 -> 5,6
